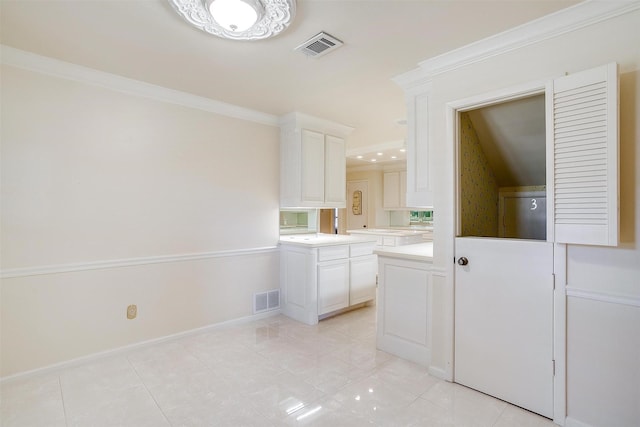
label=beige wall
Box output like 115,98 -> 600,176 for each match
424,9 -> 640,427
459,112 -> 499,237
346,168 -> 388,228
1,65 -> 281,376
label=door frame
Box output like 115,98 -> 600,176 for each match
445,79 -> 567,424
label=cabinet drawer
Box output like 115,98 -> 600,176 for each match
382,236 -> 397,246
318,245 -> 349,261
350,242 -> 376,257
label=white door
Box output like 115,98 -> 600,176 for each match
347,180 -> 368,230
455,237 -> 554,418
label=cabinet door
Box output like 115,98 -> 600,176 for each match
317,259 -> 349,315
406,92 -> 434,207
350,255 -> 377,305
324,135 -> 346,205
400,171 -> 407,208
301,129 -> 325,204
383,172 -> 400,208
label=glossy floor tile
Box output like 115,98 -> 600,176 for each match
1,305 -> 556,426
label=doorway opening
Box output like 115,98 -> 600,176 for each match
453,90 -> 555,419
458,94 -> 547,240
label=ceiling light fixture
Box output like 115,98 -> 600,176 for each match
168,0 -> 295,41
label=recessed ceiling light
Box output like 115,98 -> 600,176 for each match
371,159 -> 377,162
399,148 -> 406,153
391,156 -> 397,159
377,152 -> 383,156
356,155 -> 363,159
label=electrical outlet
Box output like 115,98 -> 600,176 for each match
127,304 -> 137,319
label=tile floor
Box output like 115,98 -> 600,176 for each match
1,305 -> 556,426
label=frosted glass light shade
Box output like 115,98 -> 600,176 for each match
208,0 -> 259,32
168,0 -> 295,41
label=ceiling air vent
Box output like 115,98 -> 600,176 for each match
295,32 -> 343,58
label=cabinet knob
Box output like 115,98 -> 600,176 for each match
457,257 -> 469,266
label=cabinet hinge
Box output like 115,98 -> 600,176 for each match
552,359 -> 556,376
552,273 -> 556,290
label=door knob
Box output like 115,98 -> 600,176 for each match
457,257 -> 469,266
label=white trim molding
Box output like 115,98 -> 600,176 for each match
0,308 -> 281,384
564,417 -> 595,427
394,0 -> 640,86
566,287 -> 640,308
0,45 -> 279,127
431,267 -> 447,278
428,366 -> 447,380
0,246 -> 279,279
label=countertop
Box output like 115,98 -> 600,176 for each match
279,233 -> 377,247
374,242 -> 434,262
347,228 -> 432,237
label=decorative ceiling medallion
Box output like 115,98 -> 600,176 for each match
168,0 -> 296,41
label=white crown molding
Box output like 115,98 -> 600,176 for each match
0,45 -> 279,127
278,112 -> 354,137
394,0 -> 640,88
566,286 -> 640,308
0,246 -> 279,279
0,307 -> 281,383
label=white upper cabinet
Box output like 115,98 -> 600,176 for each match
324,135 -> 347,204
383,170 -> 407,209
280,113 -> 353,208
546,62 -> 619,246
300,129 -> 326,204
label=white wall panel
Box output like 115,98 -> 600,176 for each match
567,296 -> 640,427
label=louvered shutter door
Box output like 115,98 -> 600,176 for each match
547,63 -> 619,246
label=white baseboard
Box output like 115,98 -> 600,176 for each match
428,365 -> 447,380
564,417 -> 594,427
0,308 -> 281,384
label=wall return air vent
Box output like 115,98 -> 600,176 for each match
254,289 -> 280,314
295,32 -> 343,58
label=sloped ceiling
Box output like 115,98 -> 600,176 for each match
467,94 -> 546,187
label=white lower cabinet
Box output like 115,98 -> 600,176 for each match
318,259 -> 350,315
349,255 -> 377,305
376,255 -> 432,367
280,240 -> 377,325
